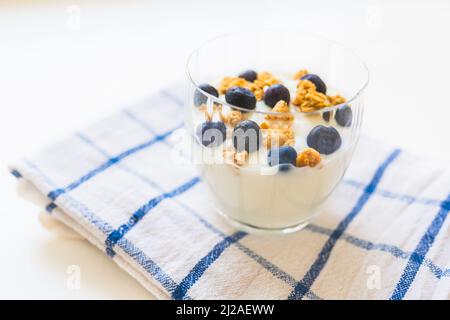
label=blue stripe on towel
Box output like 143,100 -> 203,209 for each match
46,203 -> 58,213
161,89 -> 184,106
10,168 -> 59,215
390,192 -> 450,300
117,238 -> 181,295
172,231 -> 247,300
288,148 -> 401,300
47,123 -> 182,200
306,224 -> 450,279
343,179 -> 443,207
122,110 -> 164,137
10,169 -> 22,178
105,176 -> 200,256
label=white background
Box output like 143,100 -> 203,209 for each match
0,0 -> 449,299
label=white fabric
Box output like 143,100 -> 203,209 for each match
9,87 -> 450,300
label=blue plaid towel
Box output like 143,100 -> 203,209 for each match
9,86 -> 450,300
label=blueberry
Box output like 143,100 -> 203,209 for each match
232,120 -> 261,153
301,74 -> 327,94
307,125 -> 341,155
335,105 -> 352,127
268,146 -> 297,172
225,86 -> 257,111
264,84 -> 290,108
323,111 -> 331,122
196,121 -> 226,147
238,70 -> 258,82
194,84 -> 219,107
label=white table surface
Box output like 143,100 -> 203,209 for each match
0,0 -> 449,299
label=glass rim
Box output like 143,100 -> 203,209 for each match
186,30 -> 369,116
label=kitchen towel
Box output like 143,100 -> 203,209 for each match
9,86 -> 450,299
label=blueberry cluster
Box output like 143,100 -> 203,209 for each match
301,74 -> 327,94
196,118 -> 263,153
307,125 -> 341,155
226,69 -> 259,111
194,83 -> 219,107
196,121 -> 227,147
225,87 -> 257,111
322,105 -> 352,127
268,146 -> 297,172
264,84 -> 290,108
232,120 -> 262,153
238,70 -> 258,82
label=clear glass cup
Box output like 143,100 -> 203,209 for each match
185,31 -> 368,234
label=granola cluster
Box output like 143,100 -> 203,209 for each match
263,126 -> 295,148
253,72 -> 280,91
218,72 -> 279,101
293,80 -> 346,113
296,148 -> 321,167
223,146 -> 248,166
259,101 -> 296,148
265,100 -> 295,122
199,103 -> 224,122
218,77 -> 248,94
220,110 -> 245,127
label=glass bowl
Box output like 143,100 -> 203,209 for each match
185,31 -> 368,234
